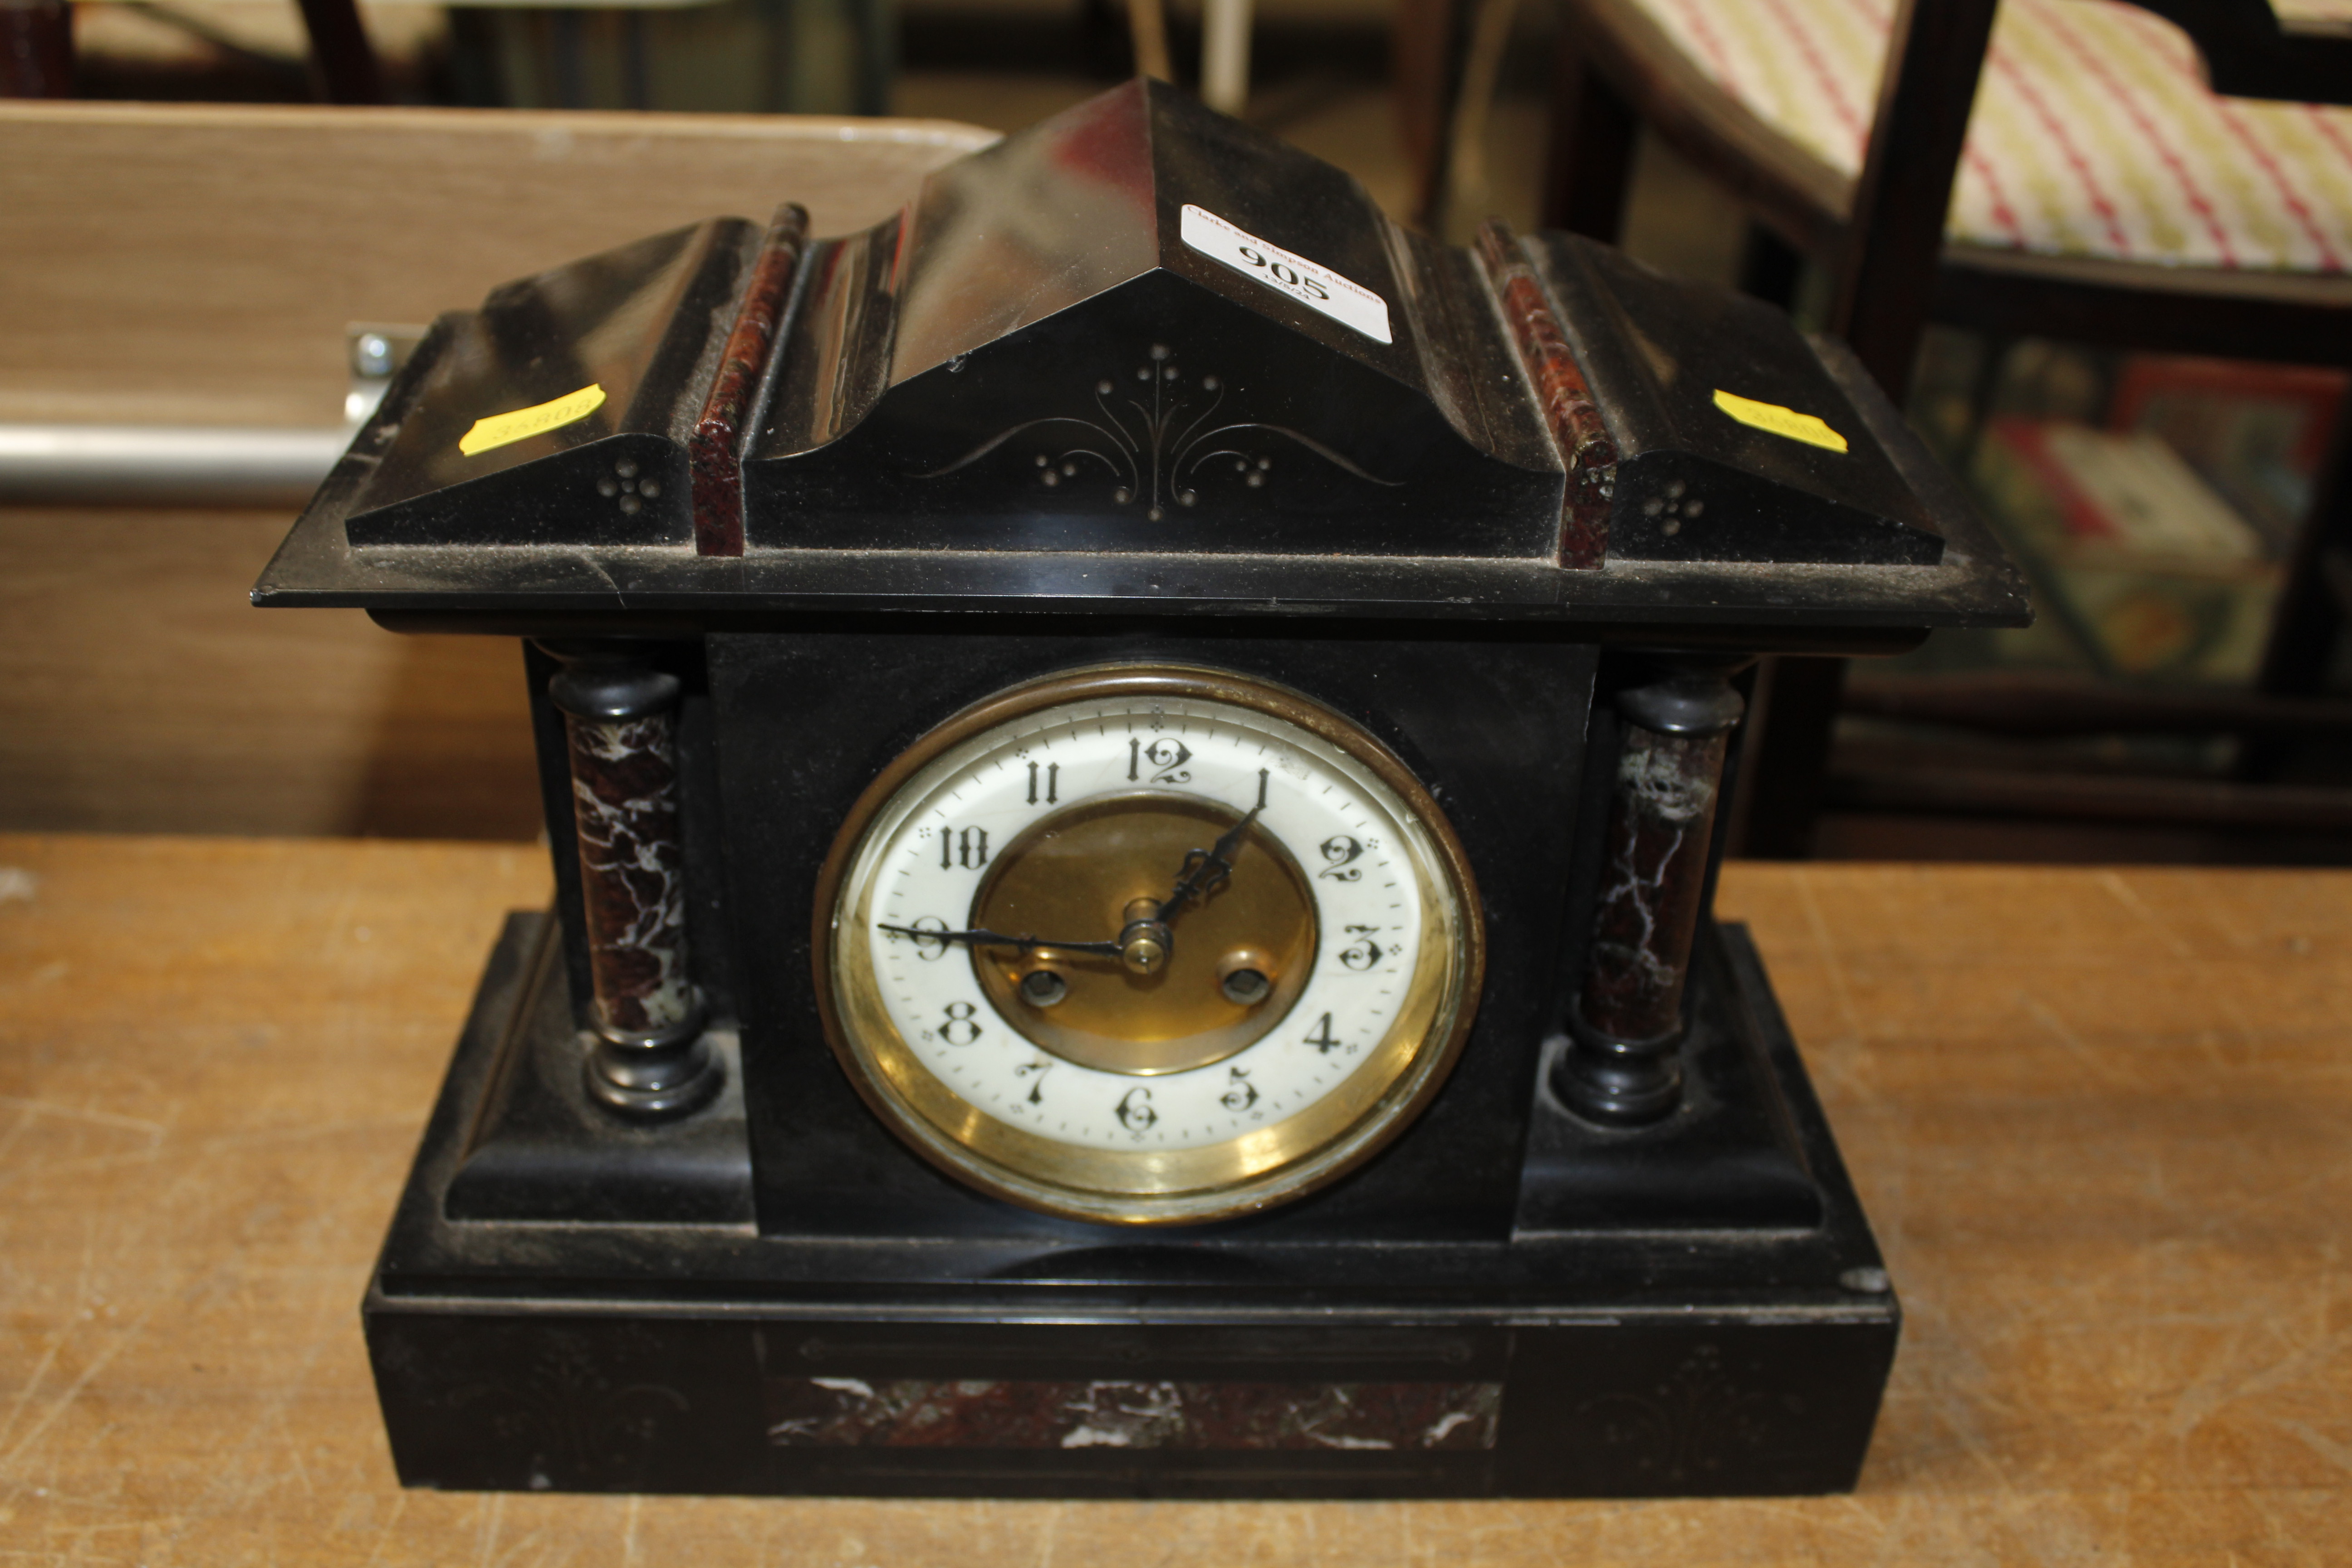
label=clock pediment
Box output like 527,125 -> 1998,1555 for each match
270,79 -> 2025,631
743,80 -> 1562,558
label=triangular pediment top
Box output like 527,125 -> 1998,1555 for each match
878,81 -> 1446,407
745,266 -> 1563,557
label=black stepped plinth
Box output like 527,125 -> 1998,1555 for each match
363,914 -> 1898,1499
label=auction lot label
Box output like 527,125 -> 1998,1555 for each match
1180,205 -> 1393,346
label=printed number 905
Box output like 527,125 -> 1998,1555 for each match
1236,245 -> 1330,303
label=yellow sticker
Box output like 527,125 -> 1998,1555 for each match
1712,388 -> 1847,454
458,383 -> 607,457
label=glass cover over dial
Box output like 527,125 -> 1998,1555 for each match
814,666 -> 1483,1225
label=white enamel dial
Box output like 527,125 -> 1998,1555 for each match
816,666 -> 1482,1225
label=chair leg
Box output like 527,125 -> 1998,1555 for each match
0,0 -> 72,97
548,7 -> 586,108
1958,333 -> 2013,470
1738,223 -> 1803,309
1201,0 -> 1251,113
2245,396 -> 2352,779
855,0 -> 895,116
1827,0 -> 1997,401
1401,0 -> 1479,233
445,7 -> 504,106
1540,29 -> 1637,241
294,0 -> 387,103
622,10 -> 649,111
1127,0 -> 1175,83
1725,655 -> 1847,859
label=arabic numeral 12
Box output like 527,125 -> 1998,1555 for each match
1130,736 -> 1192,784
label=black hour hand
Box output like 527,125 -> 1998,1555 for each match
1161,804 -> 1263,921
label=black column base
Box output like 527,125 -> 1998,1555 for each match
584,992 -> 723,1119
1553,1003 -> 1684,1126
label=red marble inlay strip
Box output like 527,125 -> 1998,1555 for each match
1473,219 -> 1616,570
764,1377 -> 1502,1451
691,203 -> 811,557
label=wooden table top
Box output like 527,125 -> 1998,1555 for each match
1,833 -> 2345,1563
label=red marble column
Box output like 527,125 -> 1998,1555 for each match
1558,659 -> 1747,1125
547,647 -> 720,1117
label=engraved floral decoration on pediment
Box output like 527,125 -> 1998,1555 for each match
919,344 -> 1400,519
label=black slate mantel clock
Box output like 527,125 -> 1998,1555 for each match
256,80 -> 2025,1499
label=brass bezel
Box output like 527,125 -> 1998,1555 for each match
809,664 -> 1486,1226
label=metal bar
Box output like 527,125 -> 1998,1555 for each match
0,424 -> 347,506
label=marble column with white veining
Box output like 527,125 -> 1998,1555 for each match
545,646 -> 720,1117
1557,660 -> 1747,1126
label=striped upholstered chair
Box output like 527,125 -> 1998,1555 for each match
1512,0 -> 2352,853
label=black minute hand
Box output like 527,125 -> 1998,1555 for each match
1160,804 -> 1263,923
877,923 -> 1123,957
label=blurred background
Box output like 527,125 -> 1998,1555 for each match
5,0 -> 2348,863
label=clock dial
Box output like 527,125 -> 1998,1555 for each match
813,666 -> 1483,1225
